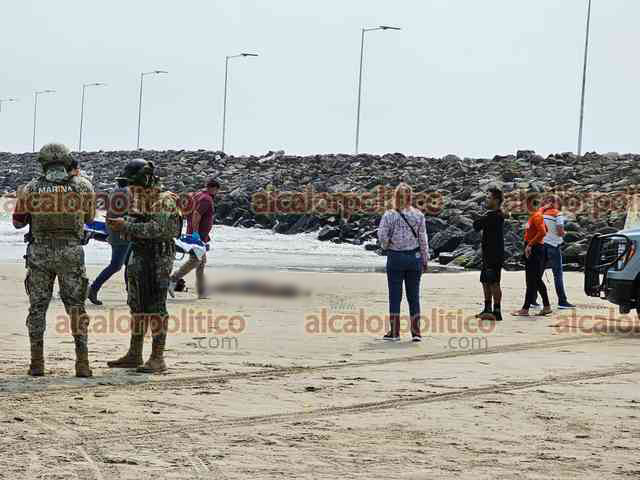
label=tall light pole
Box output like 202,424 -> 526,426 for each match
137,70 -> 168,149
0,97 -> 18,113
221,53 -> 259,152
32,89 -> 56,152
355,26 -> 401,155
577,0 -> 593,158
79,82 -> 106,152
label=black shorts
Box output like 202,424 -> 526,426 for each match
480,265 -> 502,284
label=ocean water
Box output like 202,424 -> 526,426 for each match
0,215 -> 384,273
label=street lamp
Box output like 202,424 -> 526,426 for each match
221,53 -> 259,152
79,82 -> 106,152
355,25 -> 401,155
0,97 -> 18,113
577,0 -> 593,158
137,70 -> 168,149
32,89 -> 56,152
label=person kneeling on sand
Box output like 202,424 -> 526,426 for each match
512,199 -> 552,317
473,187 -> 505,321
378,183 -> 429,342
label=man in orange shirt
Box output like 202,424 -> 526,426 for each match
512,198 -> 552,316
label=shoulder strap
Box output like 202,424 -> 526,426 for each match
396,209 -> 418,240
387,213 -> 397,247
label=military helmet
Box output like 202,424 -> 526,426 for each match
38,143 -> 73,169
116,158 -> 157,187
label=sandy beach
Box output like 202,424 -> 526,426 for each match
0,263 -> 639,479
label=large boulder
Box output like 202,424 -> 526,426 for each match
318,226 -> 340,242
563,242 -> 588,264
288,215 -> 318,234
437,252 -> 455,265
451,247 -> 482,269
425,216 -> 448,235
430,226 -> 465,256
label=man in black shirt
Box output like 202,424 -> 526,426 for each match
473,187 -> 505,321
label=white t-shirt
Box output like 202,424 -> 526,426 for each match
543,211 -> 565,247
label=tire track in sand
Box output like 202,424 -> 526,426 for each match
0,335 -> 621,401
80,362 -> 640,444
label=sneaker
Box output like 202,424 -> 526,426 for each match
412,335 -> 422,342
558,302 -> 576,310
475,309 -> 492,319
383,332 -> 400,341
168,280 -> 177,299
530,301 -> 541,308
493,311 -> 503,321
87,287 -> 103,306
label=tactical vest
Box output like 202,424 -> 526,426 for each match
28,177 -> 87,241
126,191 -> 182,246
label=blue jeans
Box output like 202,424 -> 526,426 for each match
386,250 -> 422,336
91,243 -> 131,292
544,244 -> 568,304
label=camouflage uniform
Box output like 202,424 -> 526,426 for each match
108,183 -> 181,373
15,144 -> 95,377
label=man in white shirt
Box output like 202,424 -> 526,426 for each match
540,195 -> 575,309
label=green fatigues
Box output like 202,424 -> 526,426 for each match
21,176 -> 95,340
25,243 -> 89,337
121,192 -> 181,361
126,249 -> 175,317
17,173 -> 95,376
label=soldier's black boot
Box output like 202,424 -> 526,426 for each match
137,317 -> 167,374
107,316 -> 146,368
28,336 -> 45,377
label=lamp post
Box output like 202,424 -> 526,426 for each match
79,82 -> 106,152
32,89 -> 56,152
221,53 -> 259,152
577,0 -> 593,158
137,70 -> 168,149
0,97 -> 18,113
355,25 -> 401,155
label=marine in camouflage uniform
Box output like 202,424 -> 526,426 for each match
106,159 -> 181,373
12,144 -> 96,377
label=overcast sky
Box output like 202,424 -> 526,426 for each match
0,0 -> 637,157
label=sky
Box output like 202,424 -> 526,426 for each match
0,0 -> 638,158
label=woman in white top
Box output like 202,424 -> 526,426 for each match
378,183 -> 429,342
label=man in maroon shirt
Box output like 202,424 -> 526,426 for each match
169,178 -> 219,299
